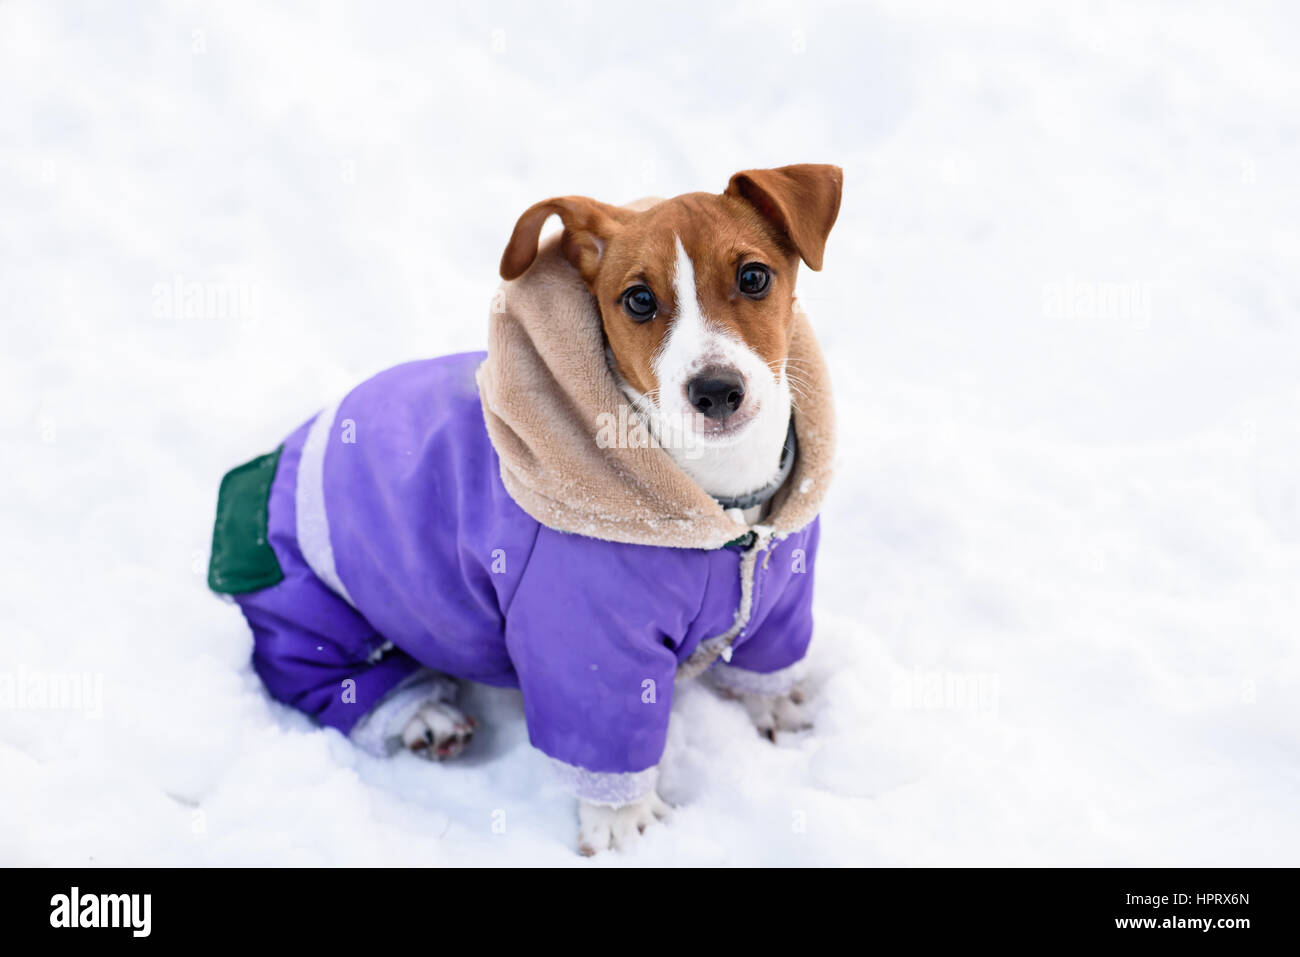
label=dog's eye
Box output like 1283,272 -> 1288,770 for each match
622,285 -> 657,322
738,263 -> 771,298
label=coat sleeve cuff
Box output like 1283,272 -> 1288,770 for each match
548,758 -> 658,806
706,659 -> 804,697
348,670 -> 457,756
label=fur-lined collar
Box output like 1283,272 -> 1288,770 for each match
476,225 -> 835,550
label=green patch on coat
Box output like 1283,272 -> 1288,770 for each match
208,446 -> 284,594
723,531 -> 757,550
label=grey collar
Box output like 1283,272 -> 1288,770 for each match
712,420 -> 798,512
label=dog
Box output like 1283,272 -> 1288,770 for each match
208,164 -> 841,854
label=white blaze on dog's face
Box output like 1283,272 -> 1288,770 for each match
500,165 -> 843,499
634,232 -> 793,498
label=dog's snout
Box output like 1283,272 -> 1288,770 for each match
687,372 -> 746,420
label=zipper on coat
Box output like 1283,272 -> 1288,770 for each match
676,527 -> 773,682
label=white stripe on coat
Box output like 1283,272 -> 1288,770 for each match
295,400 -> 356,607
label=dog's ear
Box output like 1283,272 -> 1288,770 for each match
725,164 -> 843,271
500,196 -> 628,283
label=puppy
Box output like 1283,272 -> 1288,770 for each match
208,165 -> 840,854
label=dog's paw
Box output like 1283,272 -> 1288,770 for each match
400,700 -> 476,760
737,686 -> 812,741
577,793 -> 671,856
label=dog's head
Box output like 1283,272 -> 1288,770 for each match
501,164 -> 841,494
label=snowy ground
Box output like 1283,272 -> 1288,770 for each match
3,0 -> 1299,866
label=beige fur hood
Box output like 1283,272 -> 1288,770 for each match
475,222 -> 835,551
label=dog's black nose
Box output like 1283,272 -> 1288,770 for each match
687,373 -> 746,420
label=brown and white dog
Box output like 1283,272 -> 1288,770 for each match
501,163 -> 841,522
406,164 -> 841,852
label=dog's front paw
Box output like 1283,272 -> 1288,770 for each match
737,686 -> 812,741
577,793 -> 671,856
400,700 -> 476,760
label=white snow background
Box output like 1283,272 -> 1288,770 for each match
2,0 -> 1298,866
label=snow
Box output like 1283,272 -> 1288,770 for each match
2,0 -> 1298,865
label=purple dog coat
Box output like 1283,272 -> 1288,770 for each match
208,234 -> 834,804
